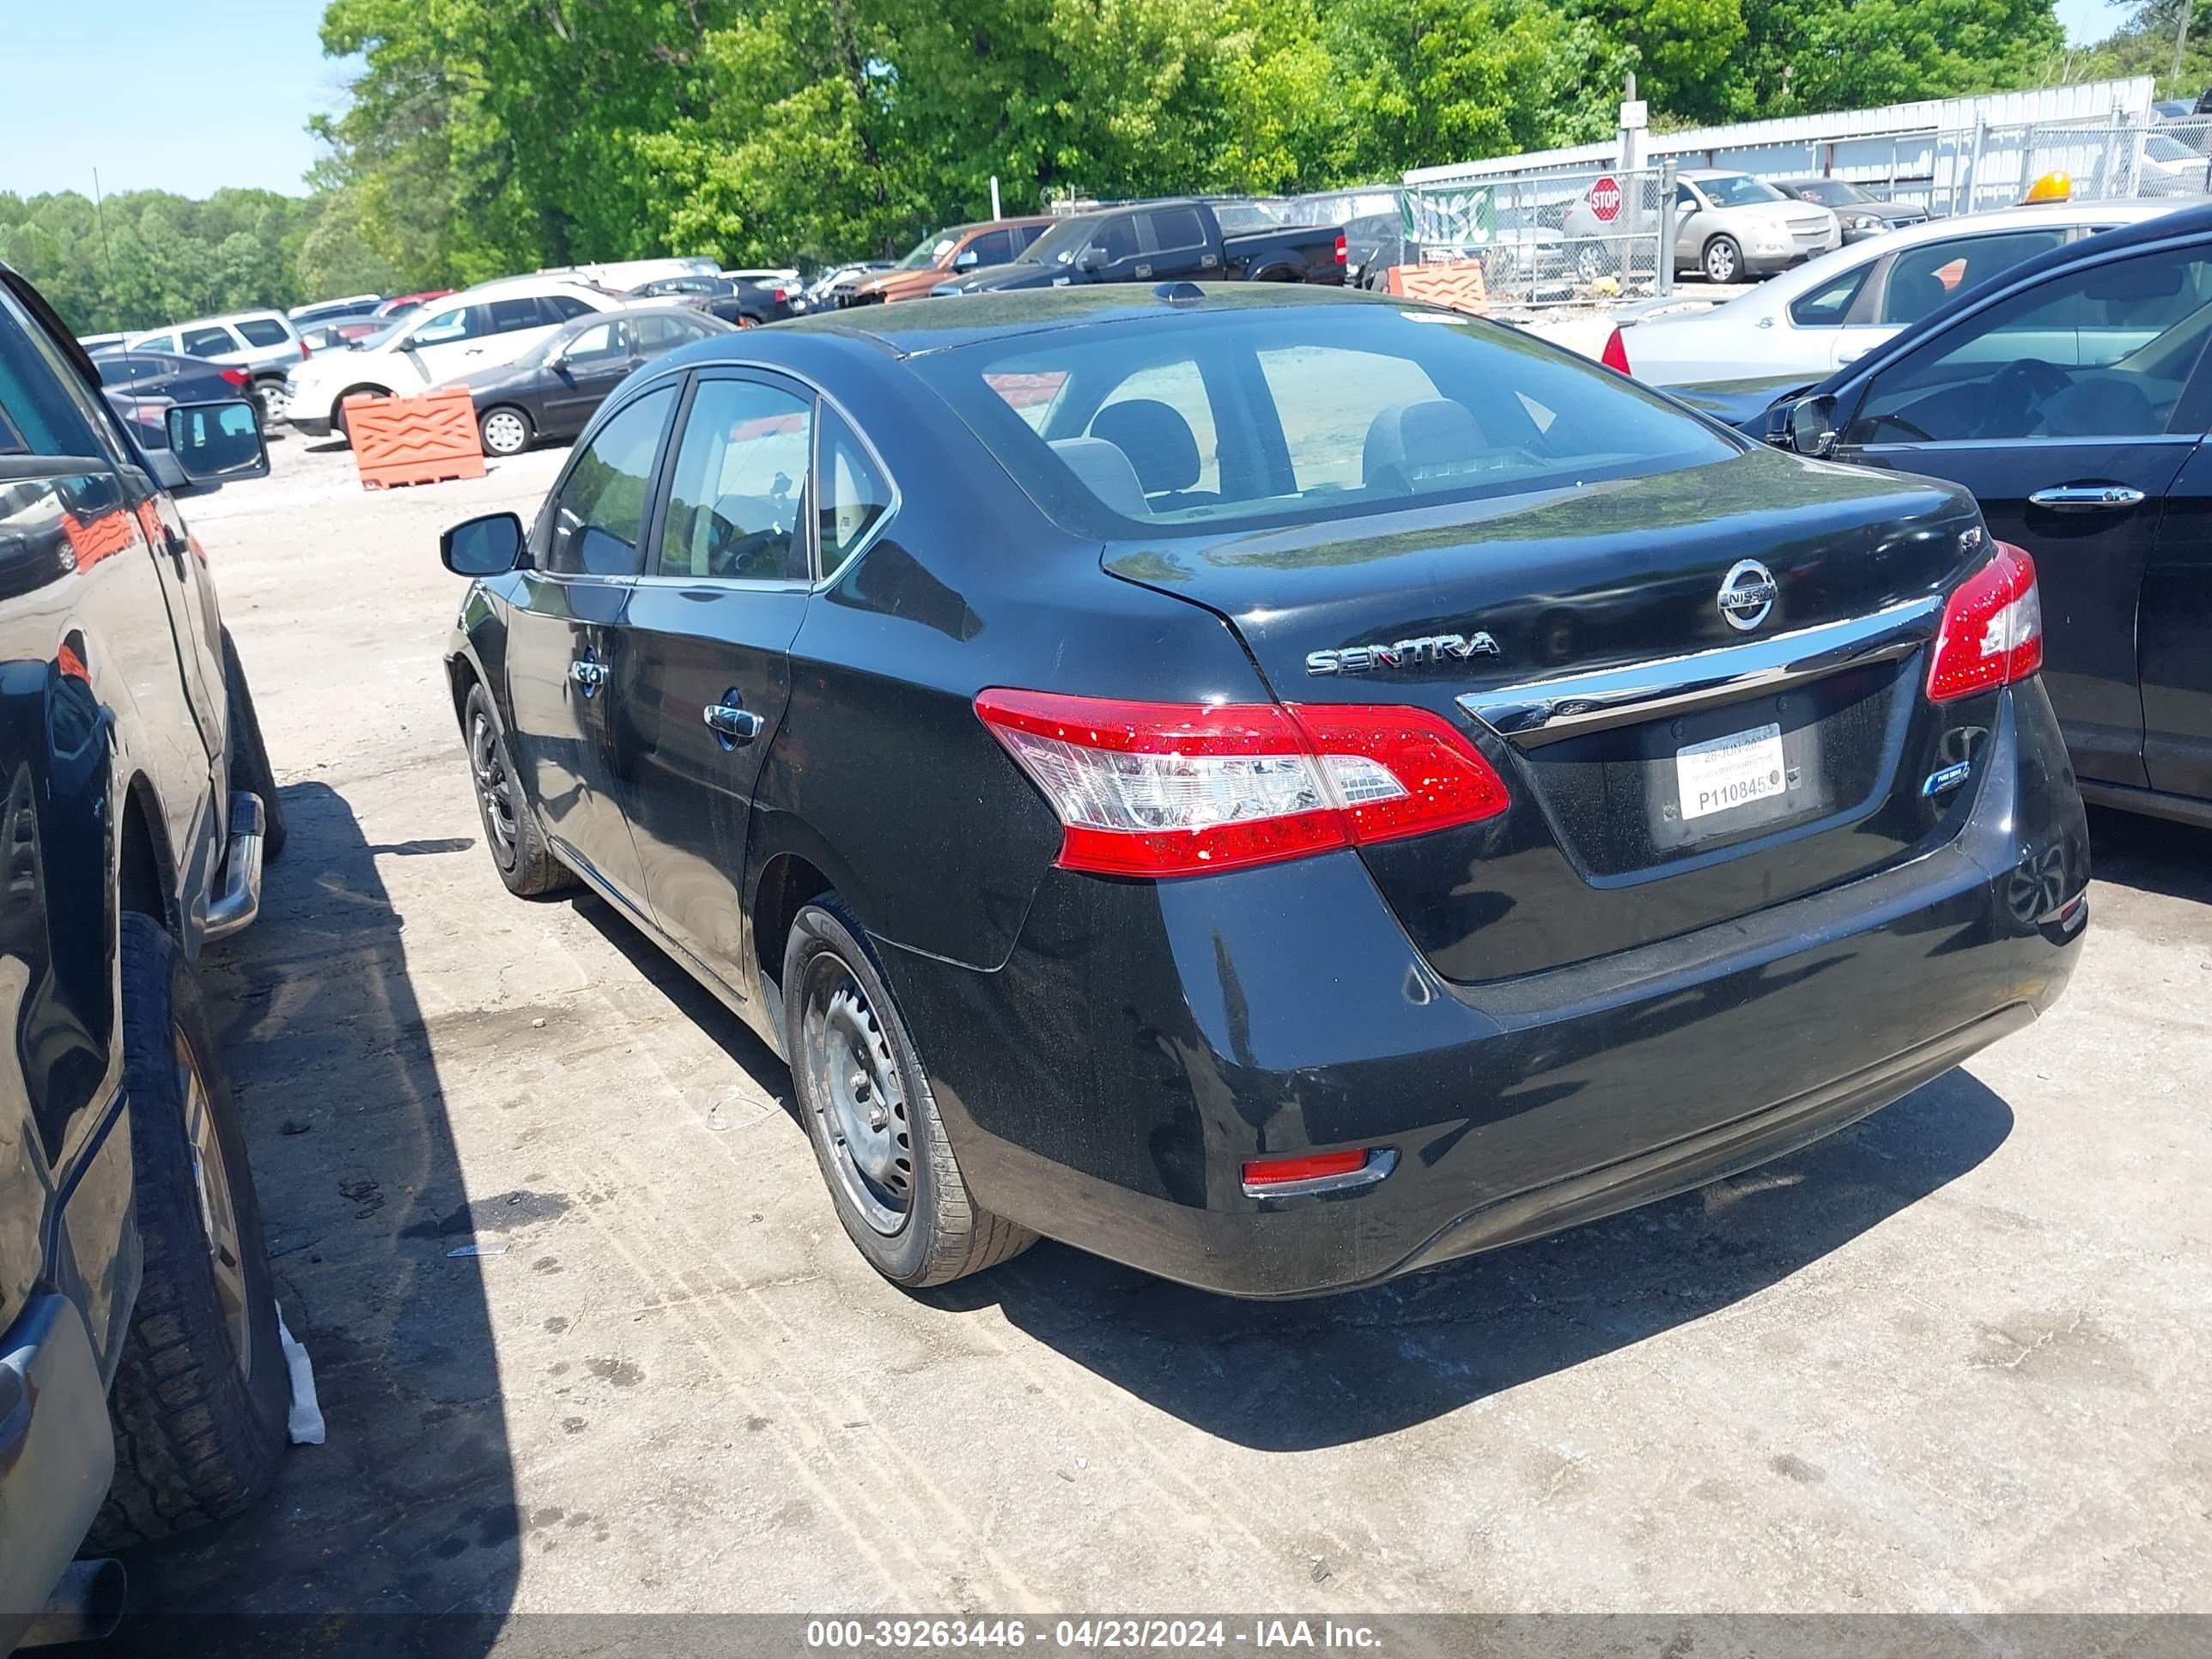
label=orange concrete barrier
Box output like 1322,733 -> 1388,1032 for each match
345,386 -> 486,489
1386,259 -> 1490,317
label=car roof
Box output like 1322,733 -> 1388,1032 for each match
127,308 -> 292,338
750,281 -> 1383,359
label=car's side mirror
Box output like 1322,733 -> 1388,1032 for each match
164,400 -> 269,483
1787,394 -> 1840,458
442,512 -> 526,576
954,248 -> 980,270
1078,247 -> 1106,274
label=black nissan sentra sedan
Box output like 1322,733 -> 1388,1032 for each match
436,284 -> 2087,1298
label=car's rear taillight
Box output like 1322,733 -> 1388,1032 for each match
1601,326 -> 1631,374
973,690 -> 1510,878
299,340 -> 310,360
1334,232 -> 1347,264
218,367 -> 250,387
1927,540 -> 2044,703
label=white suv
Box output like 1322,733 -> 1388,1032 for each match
283,278 -> 626,441
124,309 -> 307,419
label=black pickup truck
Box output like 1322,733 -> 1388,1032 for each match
0,263 -> 289,1650
931,198 -> 1346,294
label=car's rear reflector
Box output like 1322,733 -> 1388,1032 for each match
1927,540 -> 2044,703
974,690 -> 1510,878
1600,327 -> 1631,374
1243,1150 -> 1367,1187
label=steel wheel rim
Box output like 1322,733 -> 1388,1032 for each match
799,951 -> 912,1236
179,1033 -> 252,1379
483,411 -> 527,454
469,710 -> 519,858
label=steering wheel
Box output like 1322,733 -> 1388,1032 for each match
1984,359 -> 2072,437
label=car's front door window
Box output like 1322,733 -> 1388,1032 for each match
1850,245 -> 2212,444
544,386 -> 676,577
656,378 -> 814,583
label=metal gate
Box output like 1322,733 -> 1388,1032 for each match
1402,163 -> 1677,308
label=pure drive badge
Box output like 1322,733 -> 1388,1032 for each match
1305,632 -> 1500,675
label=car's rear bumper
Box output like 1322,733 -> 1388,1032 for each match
0,1294 -> 116,1652
883,684 -> 2087,1297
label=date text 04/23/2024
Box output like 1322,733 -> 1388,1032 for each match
804,1619 -> 1383,1650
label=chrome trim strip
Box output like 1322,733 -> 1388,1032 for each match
1242,1147 -> 1400,1201
1459,594 -> 1942,747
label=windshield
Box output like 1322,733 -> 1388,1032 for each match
1788,179 -> 1870,207
1697,174 -> 1788,208
2146,133 -> 2197,161
896,234 -> 959,270
1018,216 -> 1102,266
913,301 -> 1736,538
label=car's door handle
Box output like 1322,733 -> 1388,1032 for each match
703,702 -> 763,744
2027,484 -> 2147,510
1838,348 -> 1867,363
570,659 -> 607,692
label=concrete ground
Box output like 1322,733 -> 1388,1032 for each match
103,433 -> 2211,1644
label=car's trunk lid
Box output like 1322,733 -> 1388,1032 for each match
1104,445 -> 1990,981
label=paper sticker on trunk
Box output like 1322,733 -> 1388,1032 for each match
1677,722 -> 1789,821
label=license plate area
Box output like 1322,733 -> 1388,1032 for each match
1676,722 -> 1791,825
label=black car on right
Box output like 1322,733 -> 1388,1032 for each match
1720,201 -> 2212,828
1771,178 -> 1929,244
456,304 -> 733,456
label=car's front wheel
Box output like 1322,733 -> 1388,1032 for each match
784,895 -> 1034,1288
479,405 -> 533,457
1703,235 -> 1744,284
464,681 -> 574,897
88,914 -> 289,1550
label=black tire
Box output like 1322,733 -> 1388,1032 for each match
478,405 -> 533,458
783,895 -> 1034,1288
1703,235 -> 1744,284
463,680 -> 574,897
88,914 -> 289,1551
221,628 -> 287,863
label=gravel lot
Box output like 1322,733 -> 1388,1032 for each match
105,432 -> 2212,1644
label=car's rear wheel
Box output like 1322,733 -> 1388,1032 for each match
1573,242 -> 1606,285
464,681 -> 574,897
252,379 -> 289,422
88,914 -> 289,1551
1703,235 -> 1743,284
783,895 -> 1034,1288
479,406 -> 532,457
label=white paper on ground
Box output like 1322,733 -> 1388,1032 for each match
276,1307 -> 326,1445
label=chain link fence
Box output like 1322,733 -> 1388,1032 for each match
1396,163 -> 1677,309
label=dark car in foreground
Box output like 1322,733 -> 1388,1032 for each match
436,284 -> 2086,1299
1704,200 -> 2212,830
456,304 -> 732,455
934,199 -> 1345,295
1,262 -> 289,1648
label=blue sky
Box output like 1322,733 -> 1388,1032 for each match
2,2 -> 356,199
0,0 -> 2143,202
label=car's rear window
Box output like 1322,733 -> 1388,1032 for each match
911,301 -> 1737,538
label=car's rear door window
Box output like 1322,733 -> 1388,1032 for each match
235,318 -> 291,347
488,297 -> 548,335
544,294 -> 596,322
1878,229 -> 2068,325
181,325 -> 234,357
544,386 -> 675,577
656,378 -> 814,583
817,407 -> 894,579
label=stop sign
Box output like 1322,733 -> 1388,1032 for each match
1589,175 -> 1622,223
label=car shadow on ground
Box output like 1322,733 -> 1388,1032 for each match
2086,805 -> 2212,905
99,781 -> 515,1656
928,1070 -> 2014,1450
568,888 -> 2014,1455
